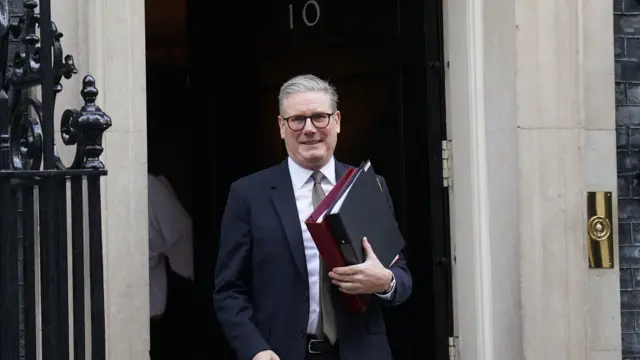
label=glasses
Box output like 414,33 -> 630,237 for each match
281,112 -> 334,131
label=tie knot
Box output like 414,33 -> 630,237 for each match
311,171 -> 324,185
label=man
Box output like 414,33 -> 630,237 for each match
213,74 -> 412,360
148,173 -> 196,359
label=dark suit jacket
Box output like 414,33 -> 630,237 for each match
213,159 -> 412,360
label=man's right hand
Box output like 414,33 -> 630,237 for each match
252,350 -> 280,360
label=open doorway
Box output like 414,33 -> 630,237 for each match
146,0 -> 452,358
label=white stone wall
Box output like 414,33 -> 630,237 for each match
53,0 -> 150,358
444,0 -> 621,358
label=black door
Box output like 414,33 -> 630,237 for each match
187,0 -> 452,359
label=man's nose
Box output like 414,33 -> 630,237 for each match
302,118 -> 317,133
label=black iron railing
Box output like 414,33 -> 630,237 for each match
0,1 -> 111,359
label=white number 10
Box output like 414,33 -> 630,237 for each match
289,1 -> 321,30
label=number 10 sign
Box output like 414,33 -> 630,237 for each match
288,1 -> 321,29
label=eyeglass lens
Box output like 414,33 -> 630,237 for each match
287,113 -> 331,130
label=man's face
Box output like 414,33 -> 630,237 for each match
279,91 -> 341,170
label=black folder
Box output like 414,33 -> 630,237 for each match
325,160 -> 405,267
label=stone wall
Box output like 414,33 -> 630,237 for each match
615,0 -> 640,357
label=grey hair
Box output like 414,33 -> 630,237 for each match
278,74 -> 339,115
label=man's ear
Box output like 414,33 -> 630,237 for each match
278,116 -> 286,139
334,111 -> 341,134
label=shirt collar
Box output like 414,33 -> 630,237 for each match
288,156 -> 336,189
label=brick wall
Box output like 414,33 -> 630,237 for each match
616,0 -> 640,358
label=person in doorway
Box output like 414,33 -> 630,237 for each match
213,74 -> 412,360
148,173 -> 197,359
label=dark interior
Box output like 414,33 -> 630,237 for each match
145,0 -> 452,358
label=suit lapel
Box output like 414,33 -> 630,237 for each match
270,159 -> 352,278
271,160 -> 308,278
335,161 -> 349,180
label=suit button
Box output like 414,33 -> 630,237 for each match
300,330 -> 306,337
304,292 -> 309,300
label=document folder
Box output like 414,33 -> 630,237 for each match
305,160 -> 405,313
305,166 -> 370,313
325,160 -> 405,269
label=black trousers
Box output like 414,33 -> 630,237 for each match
305,351 -> 339,360
304,336 -> 339,360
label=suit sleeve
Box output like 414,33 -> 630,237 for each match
213,182 -> 270,360
377,175 -> 412,306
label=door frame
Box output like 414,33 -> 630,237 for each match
424,0 -> 456,356
187,0 -> 455,358
443,0 -> 497,358
398,0 -> 454,357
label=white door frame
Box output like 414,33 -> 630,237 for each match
442,0 -> 495,358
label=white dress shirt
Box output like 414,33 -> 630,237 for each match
287,157 -> 396,334
148,174 -> 194,318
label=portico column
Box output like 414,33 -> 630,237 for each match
445,0 -> 621,358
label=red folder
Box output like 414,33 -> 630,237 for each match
305,167 -> 370,313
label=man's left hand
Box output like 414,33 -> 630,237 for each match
328,237 -> 393,295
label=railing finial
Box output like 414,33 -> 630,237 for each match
59,75 -> 111,170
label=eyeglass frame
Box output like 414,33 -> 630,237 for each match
280,112 -> 336,131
